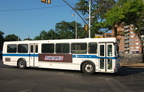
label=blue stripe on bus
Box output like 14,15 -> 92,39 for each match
3,54 -> 38,57
3,54 -> 117,59
72,55 -> 117,59
72,55 -> 98,58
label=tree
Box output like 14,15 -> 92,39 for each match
5,34 -> 21,41
34,21 -> 85,40
24,37 -> 32,40
47,29 -> 58,39
105,0 -> 144,62
0,31 -> 4,51
34,29 -> 57,40
55,21 -> 85,39
34,30 -> 49,40
55,21 -> 75,39
105,0 -> 144,36
75,0 -> 116,37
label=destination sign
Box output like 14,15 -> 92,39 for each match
44,56 -> 64,61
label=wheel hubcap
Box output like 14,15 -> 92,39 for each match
20,61 -> 24,67
85,64 -> 93,72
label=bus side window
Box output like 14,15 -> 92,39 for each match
18,44 -> 28,53
108,45 -> 112,56
42,44 -> 54,53
31,45 -> 38,53
56,43 -> 69,53
7,44 -> 17,53
71,43 -> 87,54
89,42 -> 97,54
35,45 -> 38,53
31,45 -> 33,53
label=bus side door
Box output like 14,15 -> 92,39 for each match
29,44 -> 38,67
98,43 -> 114,72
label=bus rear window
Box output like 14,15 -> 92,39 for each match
7,44 -> 17,53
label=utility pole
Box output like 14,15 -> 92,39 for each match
88,0 -> 91,38
75,14 -> 78,39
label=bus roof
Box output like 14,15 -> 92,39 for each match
4,38 -> 116,44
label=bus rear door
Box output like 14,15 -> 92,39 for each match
98,43 -> 114,72
29,44 -> 38,67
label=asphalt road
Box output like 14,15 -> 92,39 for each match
0,61 -> 144,92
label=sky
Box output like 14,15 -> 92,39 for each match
0,0 -> 84,40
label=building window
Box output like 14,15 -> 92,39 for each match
130,35 -> 134,38
135,39 -> 139,41
130,47 -> 134,49
129,39 -> 134,41
130,32 -> 134,34
135,43 -> 139,45
136,47 -> 139,49
129,43 -> 134,45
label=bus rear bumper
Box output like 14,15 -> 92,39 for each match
3,61 -> 17,66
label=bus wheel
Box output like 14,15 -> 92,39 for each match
82,62 -> 95,74
17,59 -> 26,69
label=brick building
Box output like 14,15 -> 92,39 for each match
104,25 -> 142,54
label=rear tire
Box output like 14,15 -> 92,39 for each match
82,62 -> 95,74
17,59 -> 26,69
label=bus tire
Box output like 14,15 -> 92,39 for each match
82,62 -> 95,74
17,59 -> 26,69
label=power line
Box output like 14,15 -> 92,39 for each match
0,4 -> 67,12
63,0 -> 87,24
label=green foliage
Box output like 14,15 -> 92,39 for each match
5,34 -> 21,41
55,21 -> 74,39
0,31 -> 4,42
75,0 -> 144,37
105,5 -> 125,27
75,0 -> 116,34
34,21 -> 86,40
55,21 -> 85,39
23,38 -> 32,40
105,0 -> 144,29
0,31 -> 4,50
34,29 -> 57,40
75,0 -> 89,15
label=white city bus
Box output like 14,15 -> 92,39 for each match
2,38 -> 120,74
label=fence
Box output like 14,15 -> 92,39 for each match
119,54 -> 143,63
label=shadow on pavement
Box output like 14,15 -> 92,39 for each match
116,66 -> 144,76
1,60 -> 144,77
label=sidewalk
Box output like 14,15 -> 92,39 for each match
120,62 -> 144,68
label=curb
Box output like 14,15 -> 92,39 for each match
121,63 -> 144,68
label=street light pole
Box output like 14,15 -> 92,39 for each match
88,0 -> 91,38
72,14 -> 78,39
63,0 -> 87,25
75,14 -> 78,39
